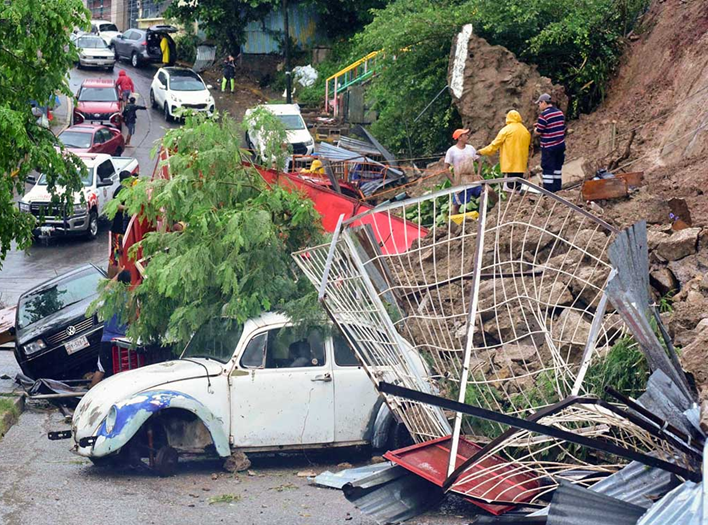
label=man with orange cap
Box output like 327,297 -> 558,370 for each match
445,128 -> 482,214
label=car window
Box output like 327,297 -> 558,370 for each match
333,335 -> 360,367
169,74 -> 205,92
77,37 -> 107,49
181,318 -> 244,363
78,87 -> 118,102
240,327 -> 326,369
278,114 -> 306,131
96,160 -> 114,180
38,168 -> 93,187
17,268 -> 103,329
99,23 -> 118,32
99,129 -> 113,143
130,31 -> 143,41
157,72 -> 167,85
58,130 -> 93,149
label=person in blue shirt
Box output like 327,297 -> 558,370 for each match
91,269 -> 131,386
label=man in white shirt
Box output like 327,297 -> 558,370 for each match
445,128 -> 482,214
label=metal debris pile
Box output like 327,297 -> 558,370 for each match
294,178 -> 706,523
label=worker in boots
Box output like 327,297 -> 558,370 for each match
534,93 -> 566,193
478,110 -> 531,191
222,55 -> 236,93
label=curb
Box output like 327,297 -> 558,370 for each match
0,395 -> 25,439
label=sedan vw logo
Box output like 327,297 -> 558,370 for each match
66,326 -> 76,336
94,113 -> 101,118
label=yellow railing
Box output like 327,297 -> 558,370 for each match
325,51 -> 381,117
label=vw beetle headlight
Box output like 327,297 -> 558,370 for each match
104,405 -> 118,434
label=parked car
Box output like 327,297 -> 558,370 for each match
75,35 -> 115,70
58,124 -> 125,156
149,67 -> 215,122
13,265 -> 107,380
245,104 -> 315,160
74,78 -> 122,127
67,313 -> 415,474
111,25 -> 176,68
18,153 -> 139,239
89,19 -> 121,48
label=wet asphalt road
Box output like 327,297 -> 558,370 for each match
0,62 -> 177,307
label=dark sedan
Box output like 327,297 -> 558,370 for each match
58,124 -> 125,156
13,265 -> 107,380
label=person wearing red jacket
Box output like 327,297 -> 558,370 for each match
115,70 -> 135,106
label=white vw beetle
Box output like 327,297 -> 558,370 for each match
69,313 -> 413,474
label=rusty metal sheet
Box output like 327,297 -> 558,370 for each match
582,178 -> 628,201
0,305 -> 16,345
384,436 -> 542,515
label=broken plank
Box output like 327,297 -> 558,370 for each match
581,178 -> 628,201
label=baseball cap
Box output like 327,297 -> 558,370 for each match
535,93 -> 551,104
452,128 -> 470,140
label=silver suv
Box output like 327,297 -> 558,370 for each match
111,25 -> 176,68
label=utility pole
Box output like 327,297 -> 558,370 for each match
283,0 -> 292,103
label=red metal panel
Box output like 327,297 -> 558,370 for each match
384,436 -> 542,516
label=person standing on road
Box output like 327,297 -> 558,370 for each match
91,269 -> 131,387
534,93 -> 566,192
115,70 -> 135,107
478,110 -> 531,191
222,55 -> 236,93
160,35 -> 171,65
122,97 -> 146,146
108,170 -> 137,278
444,128 -> 482,214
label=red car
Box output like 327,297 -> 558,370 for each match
58,124 -> 125,155
73,78 -> 122,127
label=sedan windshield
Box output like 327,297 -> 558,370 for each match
99,23 -> 118,32
278,114 -> 306,131
38,168 -> 94,187
169,76 -> 205,92
78,87 -> 117,102
17,268 -> 103,329
58,130 -> 92,149
181,318 -> 243,363
77,37 -> 107,49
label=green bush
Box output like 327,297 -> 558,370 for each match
174,29 -> 201,66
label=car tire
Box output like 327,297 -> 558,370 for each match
115,147 -> 123,156
107,66 -> 114,72
86,210 -> 99,240
131,52 -> 139,68
150,89 -> 157,110
387,421 -> 413,451
77,61 -> 83,70
154,445 -> 179,477
164,102 -> 172,123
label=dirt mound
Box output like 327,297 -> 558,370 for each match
447,24 -> 568,150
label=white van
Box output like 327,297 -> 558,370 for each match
90,19 -> 122,48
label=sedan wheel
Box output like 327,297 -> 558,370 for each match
131,52 -> 139,68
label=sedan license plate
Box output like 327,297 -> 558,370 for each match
65,335 -> 89,355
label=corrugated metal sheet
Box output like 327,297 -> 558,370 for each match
636,482 -> 703,525
590,461 -> 679,508
547,482 -> 647,525
312,463 -> 393,490
241,4 -> 325,55
193,44 -> 216,73
342,464 -> 444,524
636,369 -> 695,437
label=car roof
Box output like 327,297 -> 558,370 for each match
76,153 -> 109,168
19,264 -> 105,300
63,124 -> 103,133
259,104 -> 303,116
80,78 -> 116,88
91,19 -> 116,25
163,67 -> 199,77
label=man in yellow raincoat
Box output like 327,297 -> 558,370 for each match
160,36 -> 170,65
477,110 -> 531,190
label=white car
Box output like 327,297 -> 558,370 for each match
18,153 -> 138,239
90,19 -> 121,48
67,313 -> 415,474
75,35 -> 115,70
149,67 -> 215,122
245,103 -> 315,160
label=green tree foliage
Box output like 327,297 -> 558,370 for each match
93,114 -> 324,348
306,0 -> 391,40
0,0 -> 89,267
166,0 -> 278,57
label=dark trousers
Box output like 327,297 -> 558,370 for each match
541,144 -> 566,192
504,172 -> 524,189
100,341 -> 114,378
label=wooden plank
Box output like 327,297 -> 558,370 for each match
617,171 -> 644,187
581,178 -> 628,201
0,305 -> 16,345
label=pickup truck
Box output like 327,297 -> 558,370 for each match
18,153 -> 139,239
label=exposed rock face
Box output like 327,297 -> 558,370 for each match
654,227 -> 700,261
448,24 -> 568,150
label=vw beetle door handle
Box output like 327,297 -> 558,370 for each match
311,373 -> 332,382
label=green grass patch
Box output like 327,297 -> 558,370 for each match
0,397 -> 20,437
208,494 -> 241,504
585,336 -> 650,400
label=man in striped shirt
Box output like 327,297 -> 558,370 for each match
534,93 -> 566,192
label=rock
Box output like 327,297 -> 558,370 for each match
223,451 -> 251,473
647,229 -> 671,251
687,291 -> 704,304
650,267 -> 679,295
551,309 -> 592,352
654,227 -> 700,261
337,462 -> 353,470
562,157 -> 587,186
493,343 -> 537,365
668,251 -> 708,288
297,470 -> 316,477
541,281 -> 574,306
679,329 -> 708,429
448,25 -> 567,153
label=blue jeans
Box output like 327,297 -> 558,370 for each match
453,186 -> 482,205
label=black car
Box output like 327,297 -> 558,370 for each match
111,25 -> 177,68
13,265 -> 106,380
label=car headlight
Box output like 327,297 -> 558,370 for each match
305,139 -> 314,146
24,339 -> 47,356
19,202 -> 30,212
73,204 -> 87,215
104,405 -> 118,434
